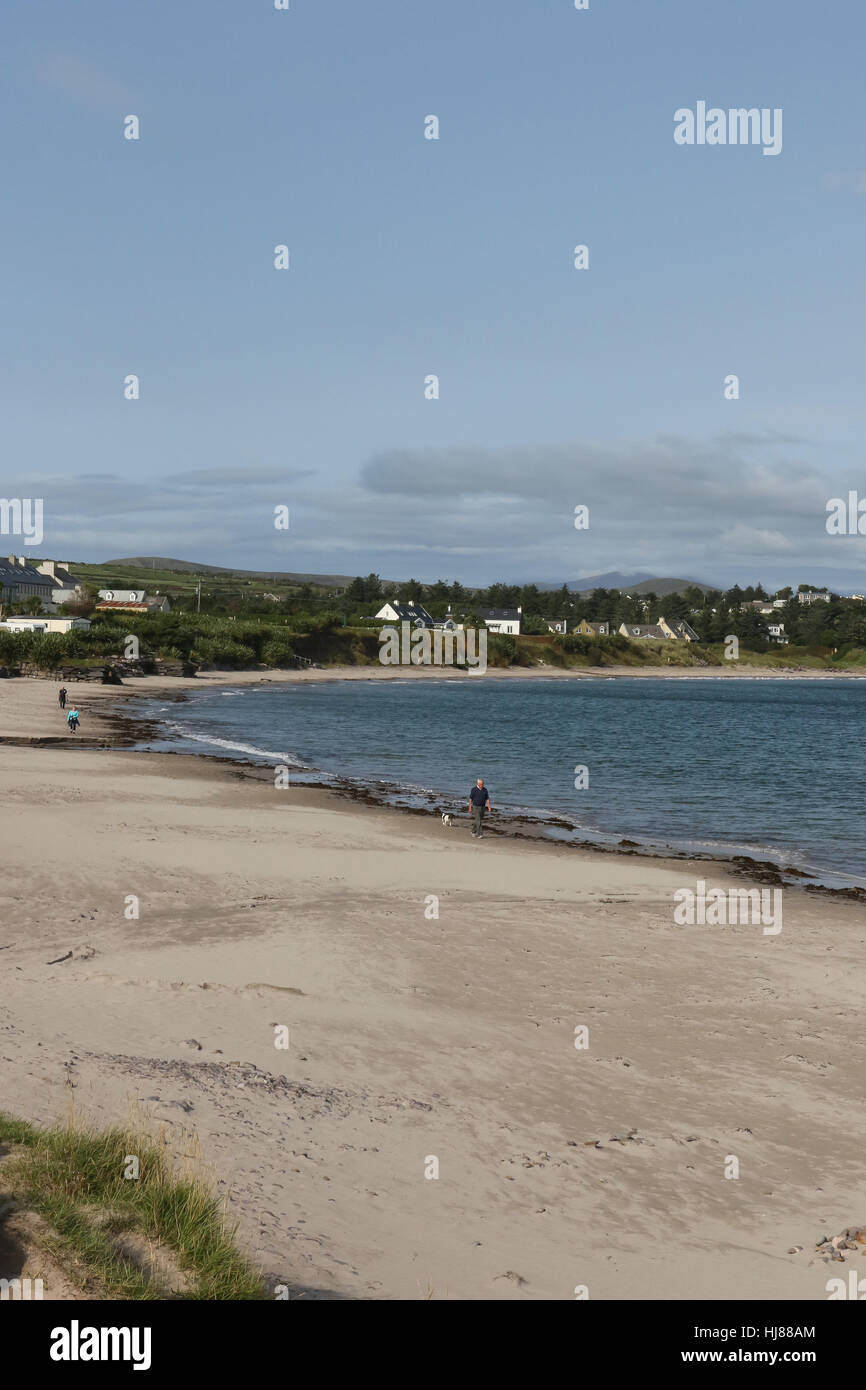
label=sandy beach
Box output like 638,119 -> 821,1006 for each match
1,674 -> 864,1300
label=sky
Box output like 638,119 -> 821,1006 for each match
2,0 -> 866,590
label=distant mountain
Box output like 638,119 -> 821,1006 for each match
99,557 -> 721,597
569,570 -> 653,592
569,572 -> 718,597
621,576 -> 718,597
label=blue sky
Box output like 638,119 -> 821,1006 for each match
2,0 -> 866,589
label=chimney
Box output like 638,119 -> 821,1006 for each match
7,555 -> 16,567
17,556 -> 27,568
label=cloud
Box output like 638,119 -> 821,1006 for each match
822,171 -> 866,194
8,433 -> 866,587
34,52 -> 133,110
717,525 -> 794,553
169,467 -> 312,488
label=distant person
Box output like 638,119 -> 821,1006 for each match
468,778 -> 491,839
67,707 -> 79,732
58,686 -> 67,709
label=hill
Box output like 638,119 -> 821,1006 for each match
570,572 -> 717,597
102,557 -> 363,586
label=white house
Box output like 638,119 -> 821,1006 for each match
375,599 -> 434,627
480,607 -> 522,635
765,622 -> 788,644
798,590 -> 831,605
545,619 -> 568,634
0,616 -> 91,634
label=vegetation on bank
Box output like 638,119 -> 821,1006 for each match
0,1111 -> 267,1299
2,613 -> 865,675
5,562 -> 866,673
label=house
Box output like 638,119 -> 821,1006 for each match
0,556 -> 54,606
375,599 -> 435,627
574,619 -> 609,637
36,560 -> 81,607
618,622 -> 666,640
95,591 -> 171,614
479,607 -> 522,635
545,619 -> 568,634
658,616 -> 700,642
98,588 -> 147,605
742,599 -> 775,616
765,622 -> 788,644
798,590 -> 831,604
0,616 -> 91,634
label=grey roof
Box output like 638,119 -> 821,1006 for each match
376,600 -> 435,626
387,602 -> 434,624
664,617 -> 700,640
0,562 -> 52,587
623,623 -> 666,638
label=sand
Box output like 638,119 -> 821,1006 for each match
1,673 -> 864,1300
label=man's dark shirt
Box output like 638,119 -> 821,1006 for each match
469,785 -> 490,807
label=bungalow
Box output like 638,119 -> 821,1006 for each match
742,600 -> 775,616
618,622 -> 666,640
375,599 -> 435,627
765,622 -> 788,644
545,619 -> 568,635
658,616 -> 700,642
0,616 -> 91,634
479,607 -> 522,635
574,619 -> 609,637
95,591 -> 171,614
98,588 -> 146,605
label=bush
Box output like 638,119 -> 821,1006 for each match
262,637 -> 296,667
487,634 -> 518,666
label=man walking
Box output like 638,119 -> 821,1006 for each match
468,777 -> 491,839
58,685 -> 68,710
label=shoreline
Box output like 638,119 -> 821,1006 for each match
4,674 -> 863,900
1,676 -> 864,1299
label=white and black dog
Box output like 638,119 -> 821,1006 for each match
441,812 -> 453,828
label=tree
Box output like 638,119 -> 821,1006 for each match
10,595 -> 44,615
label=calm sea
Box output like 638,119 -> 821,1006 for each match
137,676 -> 866,888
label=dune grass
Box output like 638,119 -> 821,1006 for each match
0,1112 -> 267,1300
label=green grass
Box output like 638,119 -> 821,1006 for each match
0,1112 -> 268,1300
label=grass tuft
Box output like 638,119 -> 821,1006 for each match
0,1111 -> 267,1300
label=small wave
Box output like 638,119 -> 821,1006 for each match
163,726 -> 308,766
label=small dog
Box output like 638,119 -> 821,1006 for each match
441,812 -> 452,828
